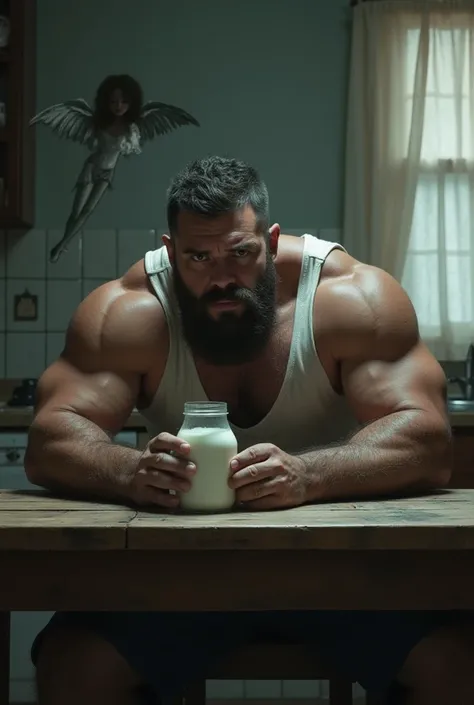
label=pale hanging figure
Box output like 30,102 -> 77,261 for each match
30,74 -> 199,263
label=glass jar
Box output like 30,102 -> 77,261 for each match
178,401 -> 237,513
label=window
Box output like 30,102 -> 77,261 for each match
401,19 -> 474,359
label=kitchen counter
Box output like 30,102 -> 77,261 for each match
450,411 -> 474,427
0,405 -> 473,428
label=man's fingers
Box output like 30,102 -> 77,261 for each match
148,432 -> 191,456
139,468 -> 192,494
235,477 -> 276,503
137,483 -> 180,509
240,494 -> 280,511
143,452 -> 196,480
229,461 -> 277,489
230,444 -> 275,473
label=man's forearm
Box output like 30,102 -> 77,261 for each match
25,410 -> 141,503
300,410 -> 452,502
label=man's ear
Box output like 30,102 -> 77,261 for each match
268,223 -> 280,256
162,234 -> 174,263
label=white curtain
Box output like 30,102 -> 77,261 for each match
344,0 -> 474,360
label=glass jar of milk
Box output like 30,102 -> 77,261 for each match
178,402 -> 237,513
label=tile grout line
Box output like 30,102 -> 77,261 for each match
3,230 -> 7,376
115,228 -> 119,279
1,230 -> 5,373
80,229 -> 85,299
44,229 -> 48,370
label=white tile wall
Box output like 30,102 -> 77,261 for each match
6,229 -> 46,278
0,332 -> 5,377
0,278 -> 5,331
117,229 -> 155,275
6,279 -> 46,333
0,227 -> 163,377
244,680 -> 282,698
0,230 -> 5,277
206,681 -> 245,699
206,679 -> 336,700
6,333 -> 46,378
46,229 -> 82,279
83,229 -> 117,279
282,680 -> 324,699
46,280 -> 81,331
46,332 -> 66,367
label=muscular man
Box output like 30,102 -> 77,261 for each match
26,157 -> 473,705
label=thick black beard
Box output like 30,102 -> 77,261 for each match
172,254 -> 277,366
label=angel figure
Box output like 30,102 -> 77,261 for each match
30,74 -> 199,263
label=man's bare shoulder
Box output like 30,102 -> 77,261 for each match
65,259 -> 168,372
317,249 -> 420,360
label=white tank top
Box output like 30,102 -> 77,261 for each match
140,234 -> 359,454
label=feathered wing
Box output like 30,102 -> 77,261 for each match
29,99 -> 95,146
136,101 -> 199,142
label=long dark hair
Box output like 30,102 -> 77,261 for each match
92,74 -> 143,129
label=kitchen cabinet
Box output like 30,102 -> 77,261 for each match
0,0 -> 36,228
451,427 -> 474,488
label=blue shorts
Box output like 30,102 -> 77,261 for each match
31,610 -> 457,702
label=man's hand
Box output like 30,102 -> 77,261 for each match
228,443 -> 308,510
131,432 -> 197,508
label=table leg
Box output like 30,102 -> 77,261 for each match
182,680 -> 206,705
366,694 -> 387,705
0,611 -> 9,705
329,678 -> 353,705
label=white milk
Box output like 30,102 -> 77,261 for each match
178,426 -> 237,512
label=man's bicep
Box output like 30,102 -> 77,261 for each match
341,342 -> 448,425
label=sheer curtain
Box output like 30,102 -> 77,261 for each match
344,0 -> 474,360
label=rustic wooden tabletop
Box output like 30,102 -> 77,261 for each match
1,488 -> 474,551
0,489 -> 473,612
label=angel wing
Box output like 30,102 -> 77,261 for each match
29,99 -> 95,146
136,101 -> 199,143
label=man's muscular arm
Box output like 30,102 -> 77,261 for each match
25,272 -> 165,502
301,263 -> 451,501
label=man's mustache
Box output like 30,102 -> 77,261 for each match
201,286 -> 254,305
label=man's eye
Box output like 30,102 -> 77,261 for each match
191,253 -> 209,262
234,249 -> 249,258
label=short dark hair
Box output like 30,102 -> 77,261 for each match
166,156 -> 270,235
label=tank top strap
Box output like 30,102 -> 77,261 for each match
287,234 -> 347,369
144,247 -> 175,323
302,233 -> 346,262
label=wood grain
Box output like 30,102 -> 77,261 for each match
0,548 -> 473,611
128,491 -> 474,551
0,509 -> 134,550
1,490 -> 474,551
0,489 -> 129,512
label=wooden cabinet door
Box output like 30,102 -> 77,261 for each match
451,428 -> 474,488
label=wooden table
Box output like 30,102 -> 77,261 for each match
1,489 -> 474,704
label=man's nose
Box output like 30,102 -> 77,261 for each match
209,261 -> 236,290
